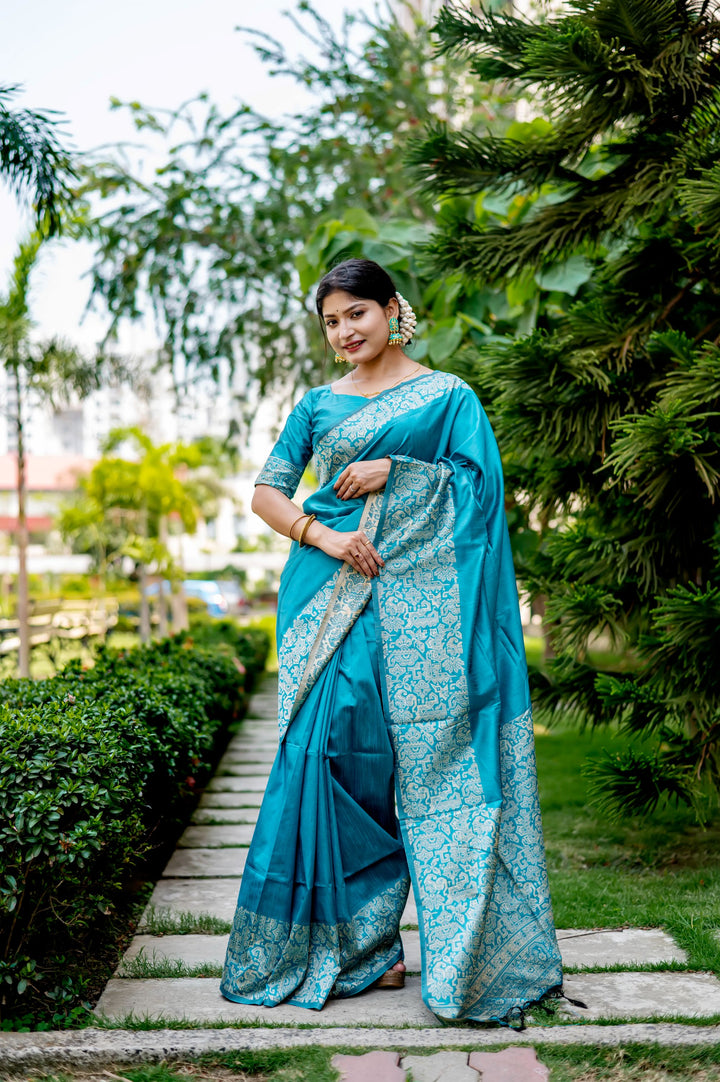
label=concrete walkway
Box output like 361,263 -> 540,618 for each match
7,677 -> 718,1076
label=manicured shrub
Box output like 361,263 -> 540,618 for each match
183,615 -> 270,691
0,625 -> 269,1025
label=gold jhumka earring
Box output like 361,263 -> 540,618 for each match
387,315 -> 403,346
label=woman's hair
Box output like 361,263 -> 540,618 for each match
315,259 -> 397,322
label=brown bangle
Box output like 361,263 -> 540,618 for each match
298,514 -> 317,546
289,513 -> 308,542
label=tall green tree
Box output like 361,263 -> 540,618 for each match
414,0 -> 720,817
82,3 -> 494,411
0,234 -> 99,676
60,429 -> 227,640
0,86 -> 75,235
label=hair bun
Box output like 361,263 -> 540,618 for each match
396,293 -> 417,345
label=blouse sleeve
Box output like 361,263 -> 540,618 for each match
254,391 -> 315,499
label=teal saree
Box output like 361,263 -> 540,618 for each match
220,371 -> 562,1022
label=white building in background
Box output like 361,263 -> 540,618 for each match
0,354 -> 236,460
0,352 -> 287,580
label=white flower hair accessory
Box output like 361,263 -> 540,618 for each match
396,292 -> 418,345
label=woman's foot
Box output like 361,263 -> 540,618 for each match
374,961 -> 406,989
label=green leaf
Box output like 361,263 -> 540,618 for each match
295,251 -> 315,294
342,207 -> 378,235
427,318 -> 464,363
458,310 -> 492,334
506,274 -> 537,309
535,255 -> 594,296
505,117 -> 554,142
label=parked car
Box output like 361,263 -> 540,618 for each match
182,580 -> 230,617
146,579 -> 231,617
214,579 -> 250,614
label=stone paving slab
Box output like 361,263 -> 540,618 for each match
557,928 -> 687,966
116,934 -> 415,974
402,1051 -> 479,1081
198,790 -> 264,808
115,933 -> 410,975
215,762 -> 272,777
118,936 -> 227,973
228,734 -> 277,744
217,749 -> 276,764
112,928 -> 688,977
227,739 -> 274,746
5,1023 -> 720,1071
401,895 -> 418,927
191,806 -> 260,825
234,730 -> 276,740
562,971 -> 720,1019
142,879 -> 239,925
206,775 -> 270,792
227,726 -> 275,735
96,970 -> 720,1026
115,932 -> 420,974
469,1047 -> 549,1080
94,976 -> 440,1026
228,725 -> 276,733
214,768 -> 271,780
177,824 -> 254,848
243,688 -> 278,700
226,733 -> 278,744
162,848 -> 247,878
333,1050 -> 404,1081
220,747 -> 275,758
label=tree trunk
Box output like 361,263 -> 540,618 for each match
170,531 -> 189,633
137,507 -> 151,643
139,563 -> 151,644
14,365 -> 30,679
157,514 -> 168,638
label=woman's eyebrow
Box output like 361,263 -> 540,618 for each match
323,302 -> 365,320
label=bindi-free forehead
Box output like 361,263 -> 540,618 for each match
321,290 -> 372,320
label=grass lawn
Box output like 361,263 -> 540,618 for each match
19,1045 -> 720,1081
535,718 -> 720,972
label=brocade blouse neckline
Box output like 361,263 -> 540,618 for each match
326,372 -> 436,399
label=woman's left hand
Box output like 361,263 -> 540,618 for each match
334,458 -> 391,500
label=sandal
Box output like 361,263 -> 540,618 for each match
374,964 -> 405,989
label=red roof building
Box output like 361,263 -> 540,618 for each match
0,455 -> 94,537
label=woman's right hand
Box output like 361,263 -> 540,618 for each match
307,522 -> 384,579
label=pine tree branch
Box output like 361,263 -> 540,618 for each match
425,156 -> 673,281
432,3 -> 545,60
407,126 -> 588,195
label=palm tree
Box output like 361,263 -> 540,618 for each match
0,234 -> 99,676
0,85 -> 75,235
62,429 -> 231,642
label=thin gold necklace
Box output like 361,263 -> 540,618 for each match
350,364 -> 422,398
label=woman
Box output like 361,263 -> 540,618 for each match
220,259 -> 562,1023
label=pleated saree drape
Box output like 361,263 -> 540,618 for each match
220,371 -> 562,1022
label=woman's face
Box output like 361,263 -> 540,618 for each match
321,289 -> 398,365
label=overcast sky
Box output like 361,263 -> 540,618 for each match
0,0 -> 366,351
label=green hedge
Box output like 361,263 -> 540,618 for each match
184,616 -> 270,691
0,627 -> 269,1025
